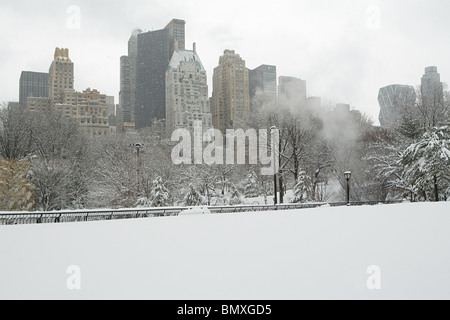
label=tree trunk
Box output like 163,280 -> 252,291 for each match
311,169 -> 320,202
434,174 -> 439,202
279,175 -> 284,204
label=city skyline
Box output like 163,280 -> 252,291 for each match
1,0 -> 450,124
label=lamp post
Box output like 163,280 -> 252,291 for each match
270,126 -> 278,205
134,143 -> 143,194
344,171 -> 352,205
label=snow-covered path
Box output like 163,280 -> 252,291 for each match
0,202 -> 449,300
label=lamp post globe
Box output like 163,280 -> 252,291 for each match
344,171 -> 352,181
344,171 -> 351,205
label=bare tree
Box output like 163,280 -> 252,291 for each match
0,102 -> 34,160
414,84 -> 449,131
29,111 -> 89,211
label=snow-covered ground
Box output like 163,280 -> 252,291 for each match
1,202 -> 449,300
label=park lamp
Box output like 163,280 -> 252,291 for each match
344,171 -> 352,181
344,171 -> 352,205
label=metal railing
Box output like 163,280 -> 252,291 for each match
0,201 -> 403,226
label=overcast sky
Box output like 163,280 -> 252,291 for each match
1,0 -> 449,124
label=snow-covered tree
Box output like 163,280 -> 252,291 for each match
361,127 -> 406,201
398,113 -> 423,141
244,169 -> 260,198
149,176 -> 171,207
0,103 -> 34,160
135,197 -> 152,208
415,84 -> 449,131
400,126 -> 450,201
228,183 -> 242,205
292,170 -> 311,203
28,112 -> 89,211
183,184 -> 204,207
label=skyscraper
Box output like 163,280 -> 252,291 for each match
378,84 -> 416,127
165,43 -> 212,136
49,48 -> 74,104
248,65 -> 277,111
119,55 -> 132,123
19,71 -> 49,106
421,66 -> 444,110
278,76 -> 307,112
211,50 -> 250,132
121,19 -> 186,131
26,48 -> 73,112
120,29 -> 141,126
165,19 -> 186,58
136,28 -> 171,129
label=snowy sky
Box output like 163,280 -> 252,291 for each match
1,0 -> 449,124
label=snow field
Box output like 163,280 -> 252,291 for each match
0,202 -> 449,300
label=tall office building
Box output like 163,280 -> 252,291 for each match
49,48 -> 74,104
421,66 -> 444,110
25,47 -> 72,112
378,84 -> 416,127
106,96 -> 115,116
136,28 -> 171,129
165,43 -> 212,136
128,30 -> 140,120
121,20 -> 186,131
119,29 -> 141,126
119,55 -> 132,124
248,65 -> 277,111
278,76 -> 307,112
165,19 -> 186,58
211,50 -> 250,132
19,71 -> 49,106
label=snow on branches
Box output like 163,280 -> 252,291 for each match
400,126 -> 450,201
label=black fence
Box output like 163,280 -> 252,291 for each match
0,201 -> 403,226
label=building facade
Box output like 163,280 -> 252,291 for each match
136,28 -> 171,129
248,65 -> 277,111
49,48 -> 74,105
165,19 -> 186,59
119,55 -> 133,125
25,48 -> 110,137
378,84 -> 416,127
211,50 -> 250,132
121,20 -> 186,131
26,97 -> 51,113
75,88 -> 110,136
421,66 -> 444,112
19,71 -> 49,107
165,44 -> 212,136
119,29 -> 141,127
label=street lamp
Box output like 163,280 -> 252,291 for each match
270,126 -> 278,205
134,143 -> 144,194
134,143 -> 143,158
344,171 -> 352,205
